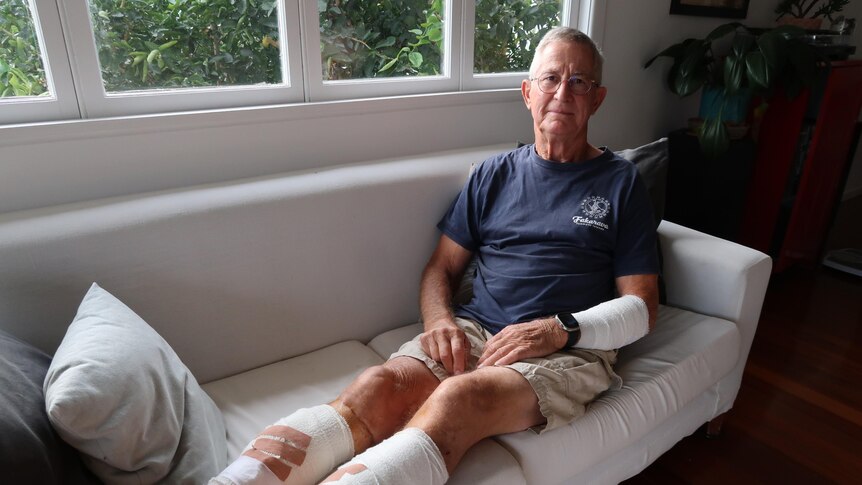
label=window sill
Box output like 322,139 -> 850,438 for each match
0,88 -> 524,146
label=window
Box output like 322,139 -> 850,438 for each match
1,0 -> 49,97
88,0 -> 285,92
0,0 -> 78,124
473,0 -> 562,74
2,0 -> 599,123
319,0 -> 445,81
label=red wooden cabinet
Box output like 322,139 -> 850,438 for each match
738,60 -> 862,272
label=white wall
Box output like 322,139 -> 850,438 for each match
3,0 -> 856,215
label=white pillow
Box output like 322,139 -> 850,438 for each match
44,283 -> 227,484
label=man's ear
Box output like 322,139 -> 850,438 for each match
521,78 -> 532,109
591,86 -> 608,115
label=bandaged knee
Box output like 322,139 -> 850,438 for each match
327,427 -> 448,485
572,294 -> 650,350
210,404 -> 354,485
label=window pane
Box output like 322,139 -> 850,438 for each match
88,0 -> 283,92
0,0 -> 50,98
474,0 -> 562,74
319,0 -> 444,81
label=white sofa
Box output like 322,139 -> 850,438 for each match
0,144 -> 771,484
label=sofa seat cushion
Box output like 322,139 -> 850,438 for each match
204,338 -> 526,484
202,340 -> 384,459
495,305 -> 740,484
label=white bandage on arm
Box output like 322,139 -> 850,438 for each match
572,294 -> 650,350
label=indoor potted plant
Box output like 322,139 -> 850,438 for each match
774,0 -> 849,30
645,22 -> 821,157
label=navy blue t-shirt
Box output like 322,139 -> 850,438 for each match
438,144 -> 659,334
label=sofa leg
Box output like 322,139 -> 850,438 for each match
705,413 -> 726,439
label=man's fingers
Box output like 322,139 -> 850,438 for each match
450,335 -> 469,375
435,333 -> 455,375
478,334 -> 502,365
422,335 -> 441,363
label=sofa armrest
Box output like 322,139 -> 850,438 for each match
658,220 -> 773,415
658,220 -> 772,328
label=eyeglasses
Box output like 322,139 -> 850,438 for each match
529,74 -> 599,95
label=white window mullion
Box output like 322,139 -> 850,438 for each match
0,0 -> 79,125
459,0 -> 475,92
578,0 -> 607,46
56,0 -> 304,119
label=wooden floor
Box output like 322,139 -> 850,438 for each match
624,196 -> 862,485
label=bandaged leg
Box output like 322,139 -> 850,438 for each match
573,294 -> 650,350
323,427 -> 448,485
210,405 -> 354,485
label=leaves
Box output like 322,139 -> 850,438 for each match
0,0 -> 47,97
698,116 -> 730,159
474,0 -> 560,74
85,0 -> 284,91
320,0 -> 446,80
646,20 -> 822,158
744,51 -> 770,89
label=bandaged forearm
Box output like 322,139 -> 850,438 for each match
572,294 -> 649,350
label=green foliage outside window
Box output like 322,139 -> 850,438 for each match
0,0 -> 48,98
319,0 -> 444,80
2,0 -> 563,97
89,0 -> 282,91
474,0 -> 561,74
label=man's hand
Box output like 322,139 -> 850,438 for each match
420,321 -> 472,376
478,318 -> 566,368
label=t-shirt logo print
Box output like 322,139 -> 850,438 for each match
573,196 -> 611,230
581,196 -> 610,219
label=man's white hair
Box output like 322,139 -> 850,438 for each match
529,27 -> 604,84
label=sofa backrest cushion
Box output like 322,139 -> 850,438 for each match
0,145 -> 507,383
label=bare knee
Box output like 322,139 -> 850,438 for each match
413,368 -> 543,441
337,358 -> 438,444
426,372 -> 498,416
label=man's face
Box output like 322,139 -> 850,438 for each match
521,41 -> 607,142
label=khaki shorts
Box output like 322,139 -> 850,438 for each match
390,317 -> 622,433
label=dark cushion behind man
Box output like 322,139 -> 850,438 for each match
0,330 -> 99,484
615,137 -> 669,227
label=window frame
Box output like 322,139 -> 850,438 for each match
56,0 -> 305,118
303,0 -> 462,103
0,0 -> 79,125
1,0 -> 603,124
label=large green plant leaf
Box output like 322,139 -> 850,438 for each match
672,41 -> 708,97
698,117 -> 730,159
705,22 -> 742,41
723,54 -> 745,93
745,50 -> 770,89
756,30 -> 787,70
643,39 -> 695,68
731,33 -> 755,58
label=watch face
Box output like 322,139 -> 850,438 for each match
556,313 -> 579,330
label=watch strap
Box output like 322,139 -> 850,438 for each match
555,313 -> 581,348
564,325 -> 581,348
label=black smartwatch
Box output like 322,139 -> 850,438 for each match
555,312 -> 581,348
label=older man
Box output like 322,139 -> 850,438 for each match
212,27 -> 658,485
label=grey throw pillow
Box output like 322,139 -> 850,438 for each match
44,283 -> 228,484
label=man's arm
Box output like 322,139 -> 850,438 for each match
615,274 -> 659,330
478,273 -> 659,367
419,234 -> 474,375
